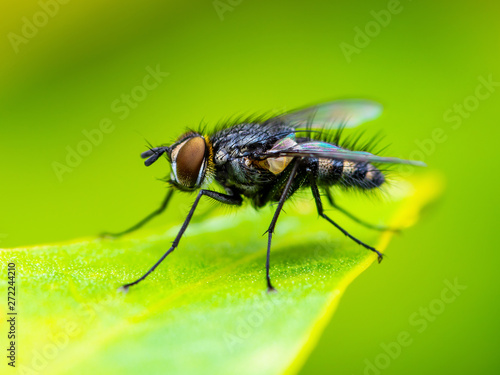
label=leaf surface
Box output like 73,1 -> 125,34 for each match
0,174 -> 442,375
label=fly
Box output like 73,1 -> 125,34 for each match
102,100 -> 426,292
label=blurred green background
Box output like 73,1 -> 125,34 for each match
1,0 -> 499,374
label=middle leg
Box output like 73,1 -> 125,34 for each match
264,161 -> 300,292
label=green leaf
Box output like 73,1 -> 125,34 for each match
0,174 -> 442,375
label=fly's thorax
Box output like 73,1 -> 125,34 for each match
254,156 -> 294,175
318,158 -> 384,189
169,133 -> 212,190
252,135 -> 297,175
214,148 -> 229,165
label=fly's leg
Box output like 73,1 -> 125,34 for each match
324,189 -> 400,233
312,182 -> 383,263
120,190 -> 243,291
264,161 -> 300,293
101,189 -> 175,238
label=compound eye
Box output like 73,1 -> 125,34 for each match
175,137 -> 206,188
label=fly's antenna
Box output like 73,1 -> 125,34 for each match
141,146 -> 170,166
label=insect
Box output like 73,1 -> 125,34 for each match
103,100 -> 425,292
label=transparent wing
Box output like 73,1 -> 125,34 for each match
264,141 -> 426,166
271,99 -> 383,129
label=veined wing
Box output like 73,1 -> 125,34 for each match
269,99 -> 383,129
264,141 -> 426,166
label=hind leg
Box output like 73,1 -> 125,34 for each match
324,189 -> 399,233
313,184 -> 383,262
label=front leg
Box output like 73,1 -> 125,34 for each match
101,189 -> 175,238
121,189 -> 242,291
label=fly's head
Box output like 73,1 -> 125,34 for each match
141,132 -> 213,192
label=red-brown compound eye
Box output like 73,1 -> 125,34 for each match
174,137 -> 206,188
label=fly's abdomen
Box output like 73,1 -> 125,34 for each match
318,158 -> 385,190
